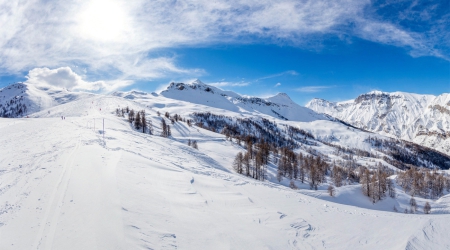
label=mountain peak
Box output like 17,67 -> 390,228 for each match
274,92 -> 291,99
367,90 -> 384,95
307,90 -> 449,154
160,80 -> 326,122
266,92 -> 293,104
190,79 -> 205,85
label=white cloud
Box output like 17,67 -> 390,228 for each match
257,71 -> 299,81
296,85 -> 334,93
209,81 -> 250,87
274,83 -> 281,87
0,0 -> 446,85
25,67 -> 131,92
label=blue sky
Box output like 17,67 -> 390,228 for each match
0,0 -> 448,104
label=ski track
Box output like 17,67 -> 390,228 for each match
33,136 -> 80,250
0,95 -> 449,249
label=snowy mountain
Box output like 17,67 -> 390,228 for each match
0,82 -> 93,118
307,91 -> 450,155
158,79 -> 327,122
1,81 -> 450,249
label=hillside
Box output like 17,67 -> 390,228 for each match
0,82 -> 93,118
157,79 -> 327,122
1,94 -> 450,249
0,82 -> 450,249
307,91 -> 450,155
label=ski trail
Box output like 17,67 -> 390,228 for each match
32,137 -> 80,250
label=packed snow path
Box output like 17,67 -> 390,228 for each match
0,105 -> 449,249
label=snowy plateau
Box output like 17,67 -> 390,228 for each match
0,80 -> 450,250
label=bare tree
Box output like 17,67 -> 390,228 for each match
360,168 -> 371,196
141,110 -> 147,133
147,119 -> 153,135
423,202 -> 431,214
289,180 -> 297,190
387,178 -> 396,198
161,118 -> 168,137
328,185 -> 335,197
243,152 -> 251,176
409,196 -> 417,213
233,152 -> 244,174
135,111 -> 142,130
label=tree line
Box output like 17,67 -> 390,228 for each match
116,107 -> 198,150
396,167 -> 450,199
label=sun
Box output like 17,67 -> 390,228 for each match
78,0 -> 127,42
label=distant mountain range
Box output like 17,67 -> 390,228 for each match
158,79 -> 327,122
1,79 -> 449,166
0,82 -> 92,118
306,91 -> 450,155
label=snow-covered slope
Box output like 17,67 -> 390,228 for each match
1,94 -> 450,249
156,79 -> 327,122
0,82 -> 93,118
307,91 -> 450,154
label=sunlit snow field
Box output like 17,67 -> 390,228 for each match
0,95 -> 449,249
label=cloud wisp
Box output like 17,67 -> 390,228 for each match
0,0 -> 447,89
296,85 -> 336,93
209,81 -> 251,88
256,70 -> 299,81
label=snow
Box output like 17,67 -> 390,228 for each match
0,82 -> 93,117
157,79 -> 327,122
0,83 -> 450,249
306,91 -> 450,155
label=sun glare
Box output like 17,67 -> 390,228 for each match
78,0 -> 127,42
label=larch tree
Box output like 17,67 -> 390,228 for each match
423,202 -> 431,214
135,111 -> 142,130
409,196 -> 417,213
233,152 -> 244,174
161,118 -> 168,137
328,185 -> 335,197
141,110 -> 147,133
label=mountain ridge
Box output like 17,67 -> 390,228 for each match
306,90 -> 450,154
0,82 -> 93,117
157,79 -> 328,122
